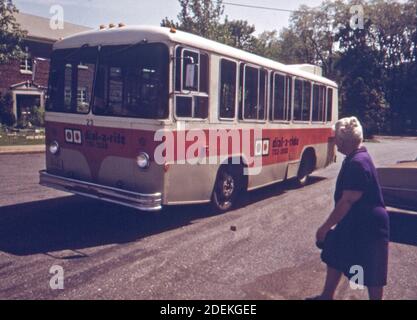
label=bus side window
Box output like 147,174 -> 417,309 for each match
302,80 -> 311,122
175,46 -> 183,92
219,59 -> 237,119
259,69 -> 267,120
273,73 -> 285,121
286,76 -> 292,121
240,64 -> 266,121
312,84 -> 325,122
293,79 -> 302,121
327,88 -> 333,122
175,48 -> 209,119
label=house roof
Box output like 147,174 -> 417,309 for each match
15,12 -> 91,43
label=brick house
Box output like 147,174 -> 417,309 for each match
0,12 -> 90,123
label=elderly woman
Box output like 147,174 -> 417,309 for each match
311,116 -> 389,300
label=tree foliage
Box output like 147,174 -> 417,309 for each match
0,0 -> 26,64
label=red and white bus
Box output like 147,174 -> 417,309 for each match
40,25 -> 338,212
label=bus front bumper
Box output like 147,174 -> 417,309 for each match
39,170 -> 162,211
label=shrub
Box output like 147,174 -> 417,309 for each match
0,92 -> 16,127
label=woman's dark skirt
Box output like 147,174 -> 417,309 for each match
321,206 -> 390,287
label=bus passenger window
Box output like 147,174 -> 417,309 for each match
302,81 -> 311,121
175,48 -> 209,119
294,79 -> 311,122
195,96 -> 208,119
286,76 -> 292,120
200,53 -> 209,93
243,66 -> 259,120
258,69 -> 267,120
312,84 -> 325,122
176,96 -> 192,117
183,50 -> 199,91
273,74 -> 285,121
219,59 -> 236,119
327,88 -> 333,122
294,79 -> 302,121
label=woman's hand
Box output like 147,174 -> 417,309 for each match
316,224 -> 331,244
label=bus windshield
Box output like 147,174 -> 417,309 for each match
47,43 -> 170,119
47,46 -> 97,114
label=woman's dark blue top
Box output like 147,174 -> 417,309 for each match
321,146 -> 390,287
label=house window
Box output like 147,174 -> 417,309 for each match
20,47 -> 33,73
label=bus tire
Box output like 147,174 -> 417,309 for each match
295,150 -> 316,187
211,165 -> 245,212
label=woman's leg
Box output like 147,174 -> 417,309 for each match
368,286 -> 383,300
320,266 -> 342,299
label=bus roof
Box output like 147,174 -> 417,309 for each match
54,25 -> 338,88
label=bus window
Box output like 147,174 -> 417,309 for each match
182,50 -> 199,91
241,65 -> 266,121
259,69 -> 267,120
219,59 -> 237,119
92,43 -> 169,119
175,48 -> 209,119
294,79 -> 311,122
273,73 -> 285,121
294,79 -> 302,121
312,84 -> 325,122
47,46 -> 97,114
176,96 -> 192,117
286,76 -> 292,120
243,65 -> 259,120
327,88 -> 333,122
302,81 -> 311,121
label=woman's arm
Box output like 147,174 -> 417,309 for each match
316,190 -> 363,243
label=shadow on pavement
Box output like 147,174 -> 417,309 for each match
0,176 -> 326,256
389,209 -> 417,246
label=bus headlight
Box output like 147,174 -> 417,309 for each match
49,141 -> 60,155
136,152 -> 150,169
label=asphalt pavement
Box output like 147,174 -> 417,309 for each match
0,137 -> 416,300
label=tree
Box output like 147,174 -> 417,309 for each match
161,0 -> 258,52
0,0 -> 26,64
161,0 -> 225,40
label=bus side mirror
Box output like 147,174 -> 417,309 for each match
185,63 -> 196,89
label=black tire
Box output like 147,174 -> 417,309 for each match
295,152 -> 315,187
211,165 -> 244,212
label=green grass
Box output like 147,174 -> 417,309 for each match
0,128 -> 45,146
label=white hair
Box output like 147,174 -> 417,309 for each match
335,116 -> 363,145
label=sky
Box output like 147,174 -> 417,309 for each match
13,0 -> 325,34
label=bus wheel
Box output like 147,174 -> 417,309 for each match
295,151 -> 315,187
212,165 -> 243,212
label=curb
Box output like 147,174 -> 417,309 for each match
0,145 -> 45,155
